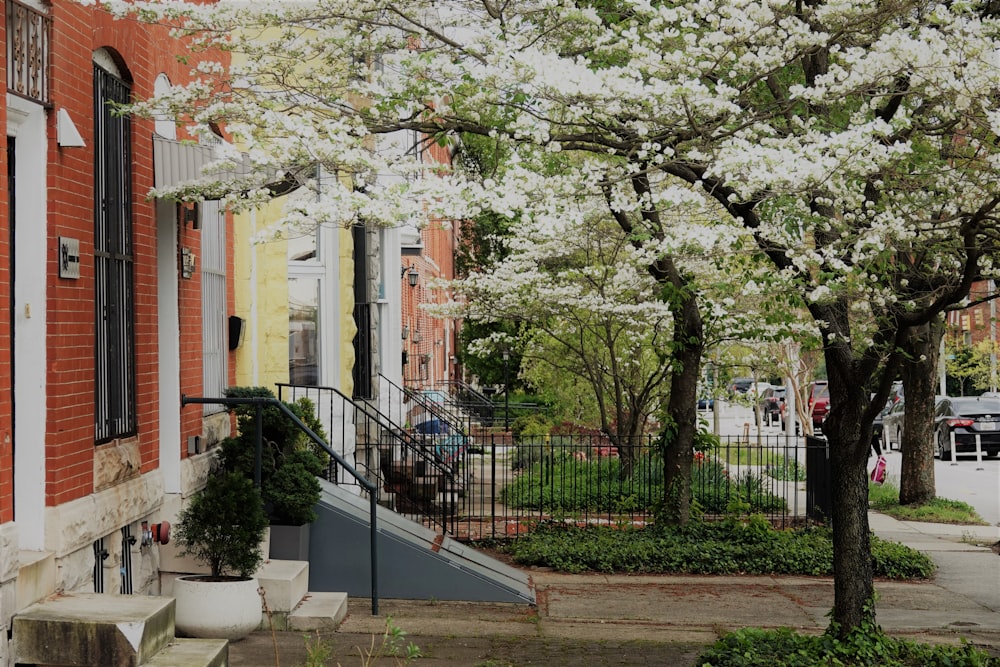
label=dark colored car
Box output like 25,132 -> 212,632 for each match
871,397 -> 891,450
759,386 -> 784,426
934,396 -> 1000,461
729,377 -> 753,394
808,381 -> 830,431
882,398 -> 906,450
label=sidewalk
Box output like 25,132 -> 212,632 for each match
229,513 -> 1000,666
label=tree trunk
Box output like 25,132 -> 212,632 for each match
660,292 -> 704,526
819,338 -> 876,636
899,318 -> 943,505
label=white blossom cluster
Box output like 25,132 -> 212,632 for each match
91,0 -> 1000,348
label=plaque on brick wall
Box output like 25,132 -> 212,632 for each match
58,237 -> 81,279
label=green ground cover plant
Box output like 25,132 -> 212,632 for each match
698,619 -> 999,666
493,518 -> 935,578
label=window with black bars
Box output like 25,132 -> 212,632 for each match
94,64 -> 137,443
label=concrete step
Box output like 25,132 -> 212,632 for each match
287,592 -> 349,632
141,638 -> 228,667
16,550 -> 56,610
257,559 -> 309,614
13,592 -> 175,667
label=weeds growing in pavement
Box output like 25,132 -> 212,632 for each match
295,618 -> 422,667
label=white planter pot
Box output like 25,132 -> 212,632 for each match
173,575 -> 262,640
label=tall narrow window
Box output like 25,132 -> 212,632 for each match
289,277 -> 320,385
352,224 -> 373,399
201,200 -> 226,410
94,62 -> 136,443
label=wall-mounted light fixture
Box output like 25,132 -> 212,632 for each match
402,324 -> 410,340
401,263 -> 419,287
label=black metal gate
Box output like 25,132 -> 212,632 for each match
805,435 -> 832,523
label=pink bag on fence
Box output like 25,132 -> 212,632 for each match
870,455 -> 887,485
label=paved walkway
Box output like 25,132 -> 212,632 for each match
229,512 -> 1000,666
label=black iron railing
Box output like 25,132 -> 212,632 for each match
6,0 -> 51,107
272,381 -> 822,545
395,432 -> 815,541
277,383 -> 467,535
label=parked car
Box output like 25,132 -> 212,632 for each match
808,381 -> 830,430
729,377 -> 753,394
883,395 -> 949,452
697,396 -> 714,410
882,398 -> 906,450
871,396 -> 892,450
934,395 -> 1000,461
759,386 -> 785,426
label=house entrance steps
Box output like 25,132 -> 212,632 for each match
12,593 -> 227,667
10,558 -> 347,665
256,558 -> 348,632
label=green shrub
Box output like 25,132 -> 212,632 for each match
219,386 -> 329,526
174,471 -> 269,578
511,414 -> 552,443
767,455 -> 805,481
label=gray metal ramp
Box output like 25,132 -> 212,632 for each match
308,480 -> 535,605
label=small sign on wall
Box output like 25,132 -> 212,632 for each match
58,237 -> 81,279
181,248 -> 196,279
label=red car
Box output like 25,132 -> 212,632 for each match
808,381 -> 830,431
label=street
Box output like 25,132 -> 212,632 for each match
884,453 -> 1000,527
708,400 -> 1000,528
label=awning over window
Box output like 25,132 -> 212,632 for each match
152,134 -> 217,191
152,134 -> 302,199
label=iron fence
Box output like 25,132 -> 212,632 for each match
448,433 -> 815,541
277,381 -> 824,542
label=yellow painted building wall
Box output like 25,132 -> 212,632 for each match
339,225 -> 357,394
233,201 -> 291,390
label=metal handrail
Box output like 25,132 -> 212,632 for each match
278,382 -> 463,532
380,373 -> 471,438
180,394 -> 380,615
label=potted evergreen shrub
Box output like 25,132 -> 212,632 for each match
219,386 -> 327,560
172,470 -> 269,640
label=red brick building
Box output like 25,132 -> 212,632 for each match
1,0 -> 235,656
400,140 -> 462,390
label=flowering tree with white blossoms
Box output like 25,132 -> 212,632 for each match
104,0 -> 1000,635
449,207 -> 700,475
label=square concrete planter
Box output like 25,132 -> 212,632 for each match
268,523 -> 311,561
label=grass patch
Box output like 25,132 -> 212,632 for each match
492,520 -> 935,578
716,445 -> 797,469
869,482 -> 988,525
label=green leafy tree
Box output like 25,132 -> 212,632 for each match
946,337 -> 999,395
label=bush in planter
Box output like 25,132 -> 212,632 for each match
172,470 -> 269,640
265,448 -> 324,525
218,386 -> 328,527
174,470 -> 269,578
